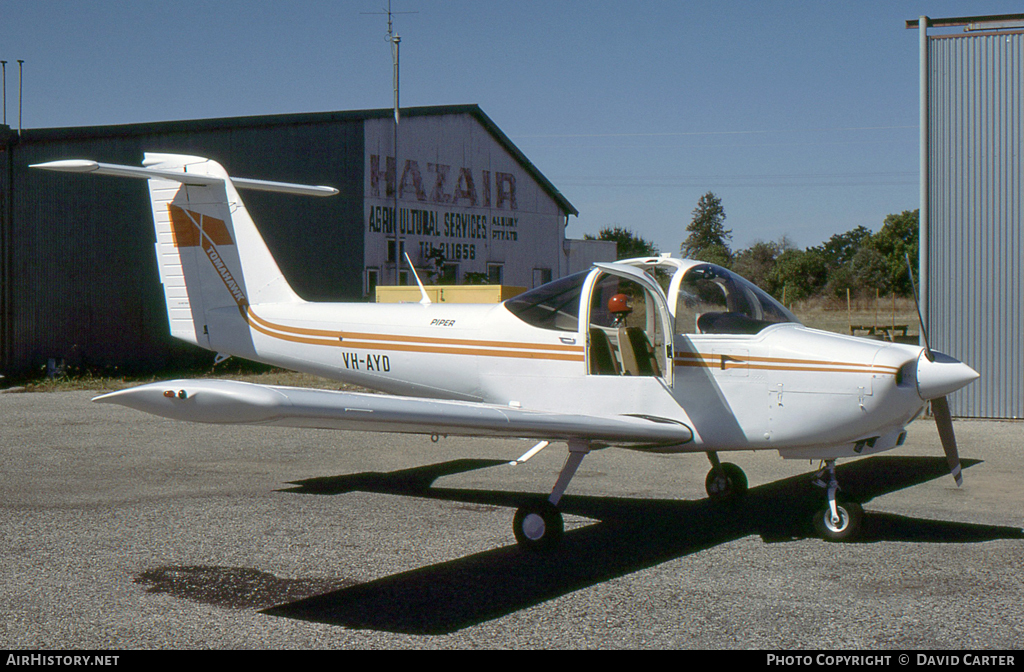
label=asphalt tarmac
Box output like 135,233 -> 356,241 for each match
2,389 -> 1022,649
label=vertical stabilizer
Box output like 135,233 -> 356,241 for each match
142,153 -> 302,351
32,153 -> 339,355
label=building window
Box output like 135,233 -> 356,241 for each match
366,267 -> 379,298
441,262 -> 459,284
387,239 -> 406,263
533,268 -> 552,288
487,263 -> 504,285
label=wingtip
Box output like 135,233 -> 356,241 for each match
30,159 -> 99,173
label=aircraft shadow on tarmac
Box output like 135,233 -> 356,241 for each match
262,456 -> 1022,635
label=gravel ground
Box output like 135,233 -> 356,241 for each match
1,390 -> 1021,649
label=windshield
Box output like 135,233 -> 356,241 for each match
675,264 -> 799,335
504,270 -> 588,332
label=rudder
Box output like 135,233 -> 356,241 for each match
143,153 -> 301,351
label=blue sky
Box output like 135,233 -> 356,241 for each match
2,0 -> 1020,254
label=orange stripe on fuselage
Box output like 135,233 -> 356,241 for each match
244,308 -> 583,353
243,307 -> 585,362
169,202 -> 589,365
674,352 -> 898,375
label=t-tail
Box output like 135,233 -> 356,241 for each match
32,154 -> 338,357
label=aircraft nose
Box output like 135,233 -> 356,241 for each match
916,351 -> 980,400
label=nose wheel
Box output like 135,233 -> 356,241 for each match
812,459 -> 863,542
813,499 -> 863,541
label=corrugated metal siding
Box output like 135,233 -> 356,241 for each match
0,128 -> 13,373
5,116 -> 365,377
927,32 -> 1024,418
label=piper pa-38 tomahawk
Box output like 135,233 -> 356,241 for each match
34,153 -> 980,550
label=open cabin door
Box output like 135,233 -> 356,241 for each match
582,262 -> 673,388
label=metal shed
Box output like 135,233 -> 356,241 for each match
910,14 -> 1024,419
0,105 -> 577,378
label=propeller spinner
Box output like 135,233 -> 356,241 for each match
906,254 -> 978,486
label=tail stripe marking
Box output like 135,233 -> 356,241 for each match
168,205 -> 234,247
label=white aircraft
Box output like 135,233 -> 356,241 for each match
33,154 -> 979,551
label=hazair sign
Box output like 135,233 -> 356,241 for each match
365,154 -> 522,255
362,114 -> 563,286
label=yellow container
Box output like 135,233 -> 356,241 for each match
375,285 -> 526,303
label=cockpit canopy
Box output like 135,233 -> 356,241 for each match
674,263 -> 799,335
505,261 -> 799,336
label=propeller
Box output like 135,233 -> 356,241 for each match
906,253 -> 963,487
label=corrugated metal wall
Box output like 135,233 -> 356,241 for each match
3,114 -> 364,377
927,31 -> 1024,418
0,126 -> 14,374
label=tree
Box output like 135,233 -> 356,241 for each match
731,240 -> 783,292
812,225 -> 873,273
682,191 -> 732,266
769,247 -> 829,302
584,226 -> 658,260
869,209 -> 919,296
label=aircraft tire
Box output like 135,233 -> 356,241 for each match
705,462 -> 748,501
513,501 -> 563,552
813,500 -> 863,542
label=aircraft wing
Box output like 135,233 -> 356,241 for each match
94,379 -> 693,448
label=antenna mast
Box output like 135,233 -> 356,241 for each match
386,1 -> 401,124
364,1 -> 416,284
17,60 -> 23,133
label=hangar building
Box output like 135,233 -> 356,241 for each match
0,105 -> 581,378
911,14 -> 1024,419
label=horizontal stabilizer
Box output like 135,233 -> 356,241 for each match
31,159 -> 339,197
94,379 -> 694,448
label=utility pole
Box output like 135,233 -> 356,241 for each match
364,1 -> 416,283
17,60 -> 24,134
386,2 -> 401,125
386,4 -> 401,283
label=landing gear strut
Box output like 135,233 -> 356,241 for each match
512,439 -> 590,552
811,459 -> 863,542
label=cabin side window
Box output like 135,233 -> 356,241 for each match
504,270 -> 588,332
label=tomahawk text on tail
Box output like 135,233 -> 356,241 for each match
32,154 -> 980,550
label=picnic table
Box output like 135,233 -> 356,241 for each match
849,324 -> 913,342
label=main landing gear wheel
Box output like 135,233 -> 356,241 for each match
705,462 -> 748,501
813,499 -> 863,542
513,501 -> 563,552
512,439 -> 589,551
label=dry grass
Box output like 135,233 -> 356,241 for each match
790,295 -> 921,342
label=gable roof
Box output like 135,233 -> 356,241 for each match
21,104 -> 578,217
